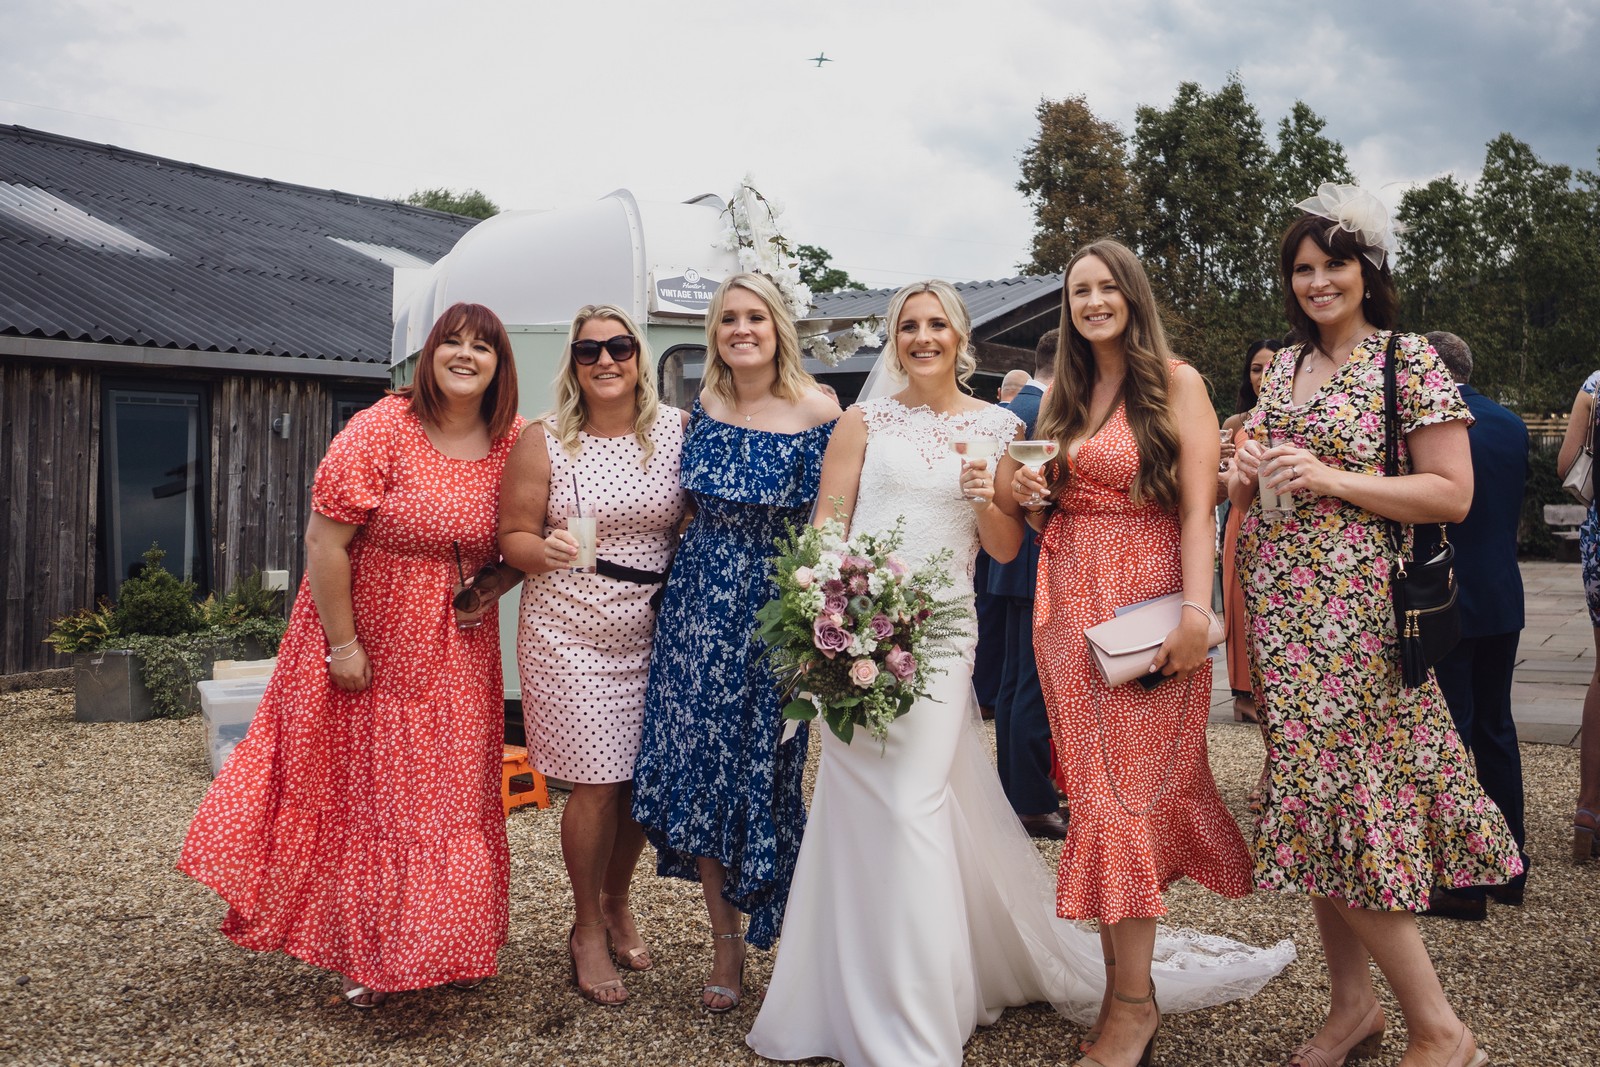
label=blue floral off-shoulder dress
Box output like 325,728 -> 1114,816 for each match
632,399 -> 835,949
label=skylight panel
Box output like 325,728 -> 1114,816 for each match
327,237 -> 434,270
0,182 -> 170,256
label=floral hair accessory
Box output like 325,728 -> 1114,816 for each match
1294,182 -> 1405,270
719,175 -> 881,366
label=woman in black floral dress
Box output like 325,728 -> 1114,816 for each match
1232,186 -> 1520,1067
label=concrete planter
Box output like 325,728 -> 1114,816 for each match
73,649 -> 157,722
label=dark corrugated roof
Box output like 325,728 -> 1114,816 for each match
810,274 -> 1062,331
0,125 -> 476,365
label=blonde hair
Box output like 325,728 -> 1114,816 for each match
544,305 -> 661,468
700,273 -> 816,404
882,279 -> 978,387
1035,240 -> 1182,511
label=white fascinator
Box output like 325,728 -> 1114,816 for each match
1294,183 -> 1404,270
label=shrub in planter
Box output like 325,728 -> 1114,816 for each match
46,545 -> 288,720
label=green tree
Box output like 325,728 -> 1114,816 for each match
403,187 -> 501,220
1015,95 -> 1140,274
1268,102 -> 1356,238
797,244 -> 866,294
1397,136 -> 1600,411
1131,77 -> 1276,385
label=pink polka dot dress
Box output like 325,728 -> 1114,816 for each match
1033,368 -> 1254,924
518,408 -> 688,784
178,395 -> 522,992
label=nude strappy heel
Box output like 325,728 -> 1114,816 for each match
1076,985 -> 1158,1067
702,929 -> 745,1014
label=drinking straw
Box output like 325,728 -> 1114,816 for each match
452,540 -> 466,585
571,472 -> 582,517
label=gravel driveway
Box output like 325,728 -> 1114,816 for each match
1,686 -> 1594,1066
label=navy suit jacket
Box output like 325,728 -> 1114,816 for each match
1421,385 -> 1527,638
988,383 -> 1044,599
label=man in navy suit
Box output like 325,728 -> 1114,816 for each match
1422,331 -> 1530,920
988,330 -> 1065,838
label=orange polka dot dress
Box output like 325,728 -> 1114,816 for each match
178,395 -> 523,993
517,408 -> 688,783
1034,375 -> 1253,924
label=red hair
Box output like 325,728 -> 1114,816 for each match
399,302 -> 519,439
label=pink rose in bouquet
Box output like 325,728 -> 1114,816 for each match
848,658 -> 879,688
885,646 -> 916,682
813,617 -> 851,658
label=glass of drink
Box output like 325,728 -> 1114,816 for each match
1258,430 -> 1290,520
568,507 -> 598,574
1008,440 -> 1060,509
952,433 -> 1000,500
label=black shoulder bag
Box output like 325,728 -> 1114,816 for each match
1382,331 -> 1461,688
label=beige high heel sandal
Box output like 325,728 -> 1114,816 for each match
1080,957 -> 1115,1053
1076,985 -> 1158,1067
599,890 -> 653,971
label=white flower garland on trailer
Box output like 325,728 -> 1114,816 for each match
717,175 -> 880,367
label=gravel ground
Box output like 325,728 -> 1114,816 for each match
1,686 -> 1595,1067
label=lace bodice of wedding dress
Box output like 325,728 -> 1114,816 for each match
852,398 -> 1021,602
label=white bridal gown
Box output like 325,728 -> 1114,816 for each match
747,398 -> 1294,1067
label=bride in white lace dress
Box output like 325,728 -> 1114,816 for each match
746,281 -> 1294,1067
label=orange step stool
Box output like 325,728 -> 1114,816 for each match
501,744 -> 551,815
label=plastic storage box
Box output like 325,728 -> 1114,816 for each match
197,678 -> 268,777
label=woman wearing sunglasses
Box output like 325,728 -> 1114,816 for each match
499,304 -> 690,1007
632,272 -> 841,1012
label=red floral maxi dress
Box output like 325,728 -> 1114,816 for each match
1034,365 -> 1254,924
179,395 -> 524,991
1237,332 -> 1522,910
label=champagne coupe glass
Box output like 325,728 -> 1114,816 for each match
1008,439 -> 1060,509
952,433 -> 1000,500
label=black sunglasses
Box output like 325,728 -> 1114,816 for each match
572,335 -> 638,365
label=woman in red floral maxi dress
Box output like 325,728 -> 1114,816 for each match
1017,241 -> 1254,1067
179,303 -> 522,1007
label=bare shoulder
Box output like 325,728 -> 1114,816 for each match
797,386 -> 844,427
1169,360 -> 1207,393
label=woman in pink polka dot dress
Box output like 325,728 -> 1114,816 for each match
1016,242 -> 1255,1067
499,305 -> 689,1007
179,303 -> 524,1009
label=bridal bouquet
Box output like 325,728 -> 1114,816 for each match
756,514 -> 964,746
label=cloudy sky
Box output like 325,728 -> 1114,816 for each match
5,0 -> 1596,289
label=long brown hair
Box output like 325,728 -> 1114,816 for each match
1035,240 -> 1181,511
399,302 -> 519,440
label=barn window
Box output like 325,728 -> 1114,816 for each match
102,384 -> 210,596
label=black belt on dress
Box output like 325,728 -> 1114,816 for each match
595,557 -> 670,611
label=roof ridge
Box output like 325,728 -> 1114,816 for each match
0,124 -> 468,220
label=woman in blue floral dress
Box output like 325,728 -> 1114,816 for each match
1233,187 -> 1520,1067
1555,369 -> 1600,865
632,273 -> 839,1012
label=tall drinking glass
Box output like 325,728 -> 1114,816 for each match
1008,439 -> 1060,509
568,505 -> 598,574
1258,430 -> 1290,520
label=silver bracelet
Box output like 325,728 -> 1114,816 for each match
327,636 -> 359,654
326,645 -> 362,663
1180,600 -> 1217,627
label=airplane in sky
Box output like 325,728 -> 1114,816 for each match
808,53 -> 832,67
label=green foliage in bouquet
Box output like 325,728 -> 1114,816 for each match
757,512 -> 966,747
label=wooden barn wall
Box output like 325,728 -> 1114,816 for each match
210,376 -> 334,610
0,359 -> 100,675
1,355 -> 380,677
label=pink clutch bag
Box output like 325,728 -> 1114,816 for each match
1083,593 -> 1224,688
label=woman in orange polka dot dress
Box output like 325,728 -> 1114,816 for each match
179,303 -> 523,1009
1014,242 -> 1254,1067
499,305 -> 689,1007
